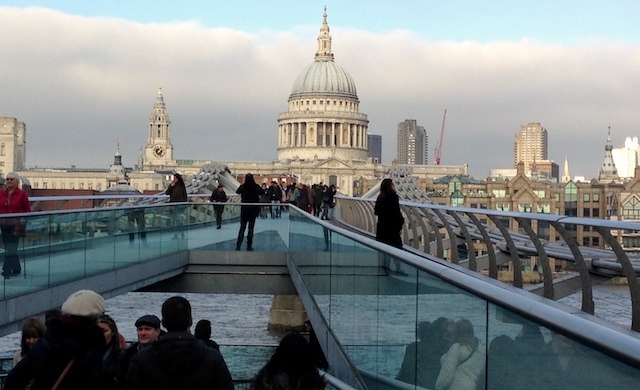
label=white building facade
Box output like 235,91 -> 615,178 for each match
612,137 -> 640,179
277,9 -> 369,163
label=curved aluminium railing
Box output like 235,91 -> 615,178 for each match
287,206 -> 640,389
337,196 -> 640,332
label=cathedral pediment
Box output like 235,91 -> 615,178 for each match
312,157 -> 353,169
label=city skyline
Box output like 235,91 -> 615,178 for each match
1,1 -> 640,179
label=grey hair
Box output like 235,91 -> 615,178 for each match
5,172 -> 20,181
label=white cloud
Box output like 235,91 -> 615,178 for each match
1,7 -> 638,178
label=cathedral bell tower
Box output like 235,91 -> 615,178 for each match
143,88 -> 175,169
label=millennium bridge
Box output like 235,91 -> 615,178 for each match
1,164 -> 640,388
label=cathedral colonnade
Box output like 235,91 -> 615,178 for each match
278,120 -> 368,150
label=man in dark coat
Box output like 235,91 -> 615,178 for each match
5,290 -> 106,390
116,314 -> 162,386
267,181 -> 283,219
125,296 -> 233,390
210,184 -> 228,229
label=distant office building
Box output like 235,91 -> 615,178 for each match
397,120 -> 427,165
514,122 -> 548,169
612,136 -> 640,179
367,134 -> 382,164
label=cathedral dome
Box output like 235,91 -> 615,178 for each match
288,8 -> 358,101
290,60 -> 357,99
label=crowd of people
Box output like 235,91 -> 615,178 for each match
4,289 -> 327,390
232,174 -> 337,251
253,179 -> 337,221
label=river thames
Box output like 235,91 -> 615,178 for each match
0,282 -> 633,356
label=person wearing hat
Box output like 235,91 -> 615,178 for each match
210,184 -> 228,229
116,314 -> 162,386
5,289 -> 106,390
126,296 -> 233,390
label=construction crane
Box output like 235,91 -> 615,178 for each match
434,109 -> 447,165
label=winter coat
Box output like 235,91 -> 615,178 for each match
165,184 -> 187,203
201,339 -> 220,351
397,340 -> 442,389
102,340 -> 123,389
374,192 -> 404,248
0,188 -> 31,215
5,316 -> 106,390
0,187 -> 31,234
117,342 -> 142,387
252,370 -> 326,390
435,342 -> 484,390
125,331 -> 233,390
237,183 -> 264,220
311,187 -> 323,206
267,186 -> 283,202
321,188 -> 333,204
210,190 -> 228,210
295,188 -> 311,213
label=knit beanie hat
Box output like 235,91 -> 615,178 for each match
61,290 -> 105,317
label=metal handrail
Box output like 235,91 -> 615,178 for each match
303,203 -> 640,369
337,195 -> 640,332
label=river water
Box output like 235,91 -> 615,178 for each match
0,282 -> 633,380
0,283 -> 633,354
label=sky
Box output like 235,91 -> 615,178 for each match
1,1 -> 639,179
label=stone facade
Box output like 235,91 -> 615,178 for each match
0,117 -> 26,176
142,87 -> 176,169
277,9 -> 369,163
422,162 -> 632,253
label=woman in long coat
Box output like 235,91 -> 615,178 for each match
374,178 -> 404,248
236,173 -> 264,251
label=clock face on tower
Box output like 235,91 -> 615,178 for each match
153,145 -> 166,158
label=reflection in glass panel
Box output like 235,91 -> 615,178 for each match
411,269 -> 487,390
86,209 -> 117,276
487,304 -> 639,389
